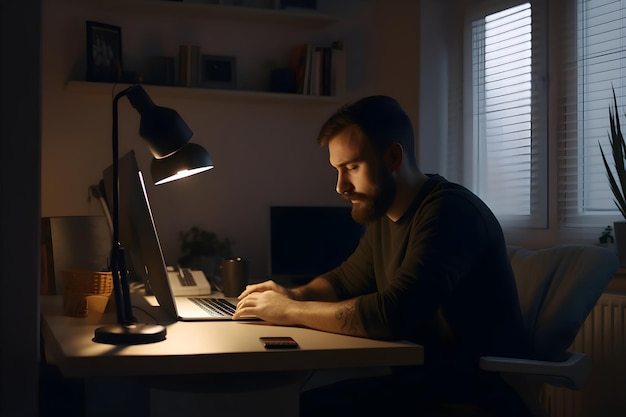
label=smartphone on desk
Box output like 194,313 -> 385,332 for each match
260,336 -> 300,349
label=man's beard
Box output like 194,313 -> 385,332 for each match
343,168 -> 396,224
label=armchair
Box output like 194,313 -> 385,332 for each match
479,245 -> 619,417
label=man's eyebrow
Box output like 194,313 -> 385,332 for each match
330,158 -> 360,168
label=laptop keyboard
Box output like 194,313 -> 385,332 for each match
189,297 -> 237,317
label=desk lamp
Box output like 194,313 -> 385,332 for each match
94,84 -> 213,345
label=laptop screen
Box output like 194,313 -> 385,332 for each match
269,206 -> 364,283
102,150 -> 179,320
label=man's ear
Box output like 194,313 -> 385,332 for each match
385,142 -> 404,172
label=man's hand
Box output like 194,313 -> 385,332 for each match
233,289 -> 297,325
233,277 -> 366,337
237,280 -> 291,300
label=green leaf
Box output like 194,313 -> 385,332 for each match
600,85 -> 626,219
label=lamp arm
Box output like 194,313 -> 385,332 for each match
110,89 -> 137,325
125,84 -> 155,113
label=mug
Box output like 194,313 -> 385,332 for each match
218,257 -> 248,297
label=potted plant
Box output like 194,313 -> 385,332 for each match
598,225 -> 615,246
599,86 -> 626,263
178,226 -> 234,278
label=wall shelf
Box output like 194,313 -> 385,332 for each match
65,80 -> 340,104
74,0 -> 338,27
65,0 -> 343,102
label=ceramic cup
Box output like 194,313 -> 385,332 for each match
219,257 -> 248,297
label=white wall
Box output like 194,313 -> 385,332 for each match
40,0 -> 421,280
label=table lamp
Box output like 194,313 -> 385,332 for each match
94,84 -> 213,345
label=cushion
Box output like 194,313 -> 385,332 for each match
507,245 -> 618,360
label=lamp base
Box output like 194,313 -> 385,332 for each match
94,323 -> 167,345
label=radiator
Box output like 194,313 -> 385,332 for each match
544,292 -> 626,417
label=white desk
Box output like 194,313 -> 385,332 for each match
40,295 -> 423,417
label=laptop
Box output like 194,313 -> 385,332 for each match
103,151 -> 245,322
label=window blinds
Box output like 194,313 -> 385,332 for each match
558,0 -> 626,235
464,0 -> 547,227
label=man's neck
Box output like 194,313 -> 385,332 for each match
386,170 -> 429,222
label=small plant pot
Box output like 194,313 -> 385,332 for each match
614,221 -> 626,266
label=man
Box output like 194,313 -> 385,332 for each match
234,96 -> 529,416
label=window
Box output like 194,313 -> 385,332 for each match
559,0 -> 626,235
445,0 -> 626,242
451,0 -> 548,228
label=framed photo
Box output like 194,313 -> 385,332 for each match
200,55 -> 237,89
86,21 -> 123,82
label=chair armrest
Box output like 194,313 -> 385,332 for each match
479,351 -> 591,389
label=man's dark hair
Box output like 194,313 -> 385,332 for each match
316,95 -> 416,165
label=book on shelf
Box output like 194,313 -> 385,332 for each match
330,41 -> 346,96
310,46 -> 323,96
291,40 -> 345,97
322,46 -> 331,96
179,45 -> 199,87
291,43 -> 311,94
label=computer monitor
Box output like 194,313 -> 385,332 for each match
269,205 -> 364,284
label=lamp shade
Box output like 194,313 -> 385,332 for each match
140,107 -> 193,158
151,142 -> 214,185
125,85 -> 193,158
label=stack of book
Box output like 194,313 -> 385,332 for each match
290,40 -> 345,96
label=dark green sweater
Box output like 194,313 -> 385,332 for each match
323,174 -> 528,376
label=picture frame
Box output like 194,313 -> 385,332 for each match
86,21 -> 123,83
200,55 -> 237,89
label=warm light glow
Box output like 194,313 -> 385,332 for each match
154,166 -> 214,185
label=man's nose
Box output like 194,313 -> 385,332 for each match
336,173 -> 352,195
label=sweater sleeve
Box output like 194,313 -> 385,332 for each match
321,229 -> 377,299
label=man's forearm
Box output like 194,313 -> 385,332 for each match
289,298 -> 367,337
289,276 -> 338,301
334,298 -> 362,335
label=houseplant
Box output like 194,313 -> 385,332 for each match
178,226 -> 233,278
598,225 -> 615,245
599,86 -> 626,263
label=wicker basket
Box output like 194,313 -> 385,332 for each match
62,269 -> 113,317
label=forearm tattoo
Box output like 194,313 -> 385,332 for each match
335,299 -> 360,335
